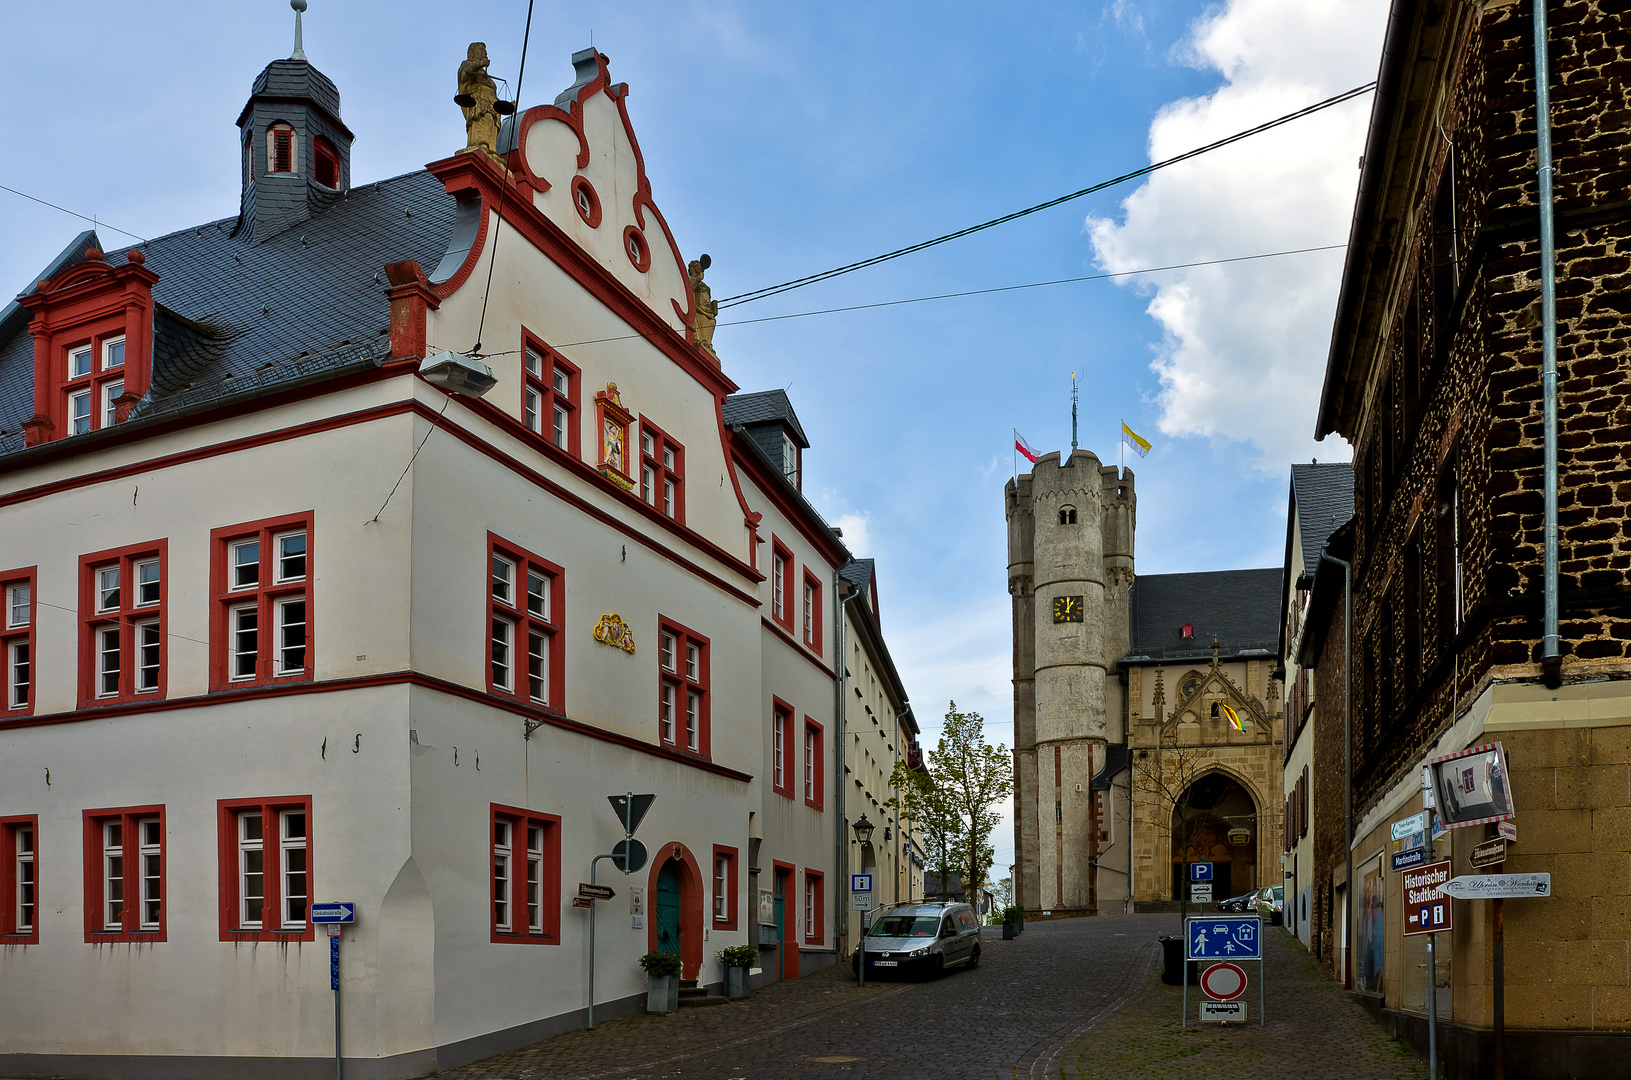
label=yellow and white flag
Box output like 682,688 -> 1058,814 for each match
1121,422 -> 1151,458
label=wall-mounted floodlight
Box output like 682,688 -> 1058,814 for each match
418,350 -> 497,397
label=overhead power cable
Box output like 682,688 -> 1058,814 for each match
716,81 -> 1377,308
0,183 -> 149,243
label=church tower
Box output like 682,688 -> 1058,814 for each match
1006,451 -> 1134,916
235,2 -> 354,243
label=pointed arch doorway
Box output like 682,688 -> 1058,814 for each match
1171,772 -> 1258,899
646,843 -> 704,980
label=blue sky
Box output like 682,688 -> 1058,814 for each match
0,1 -> 1390,871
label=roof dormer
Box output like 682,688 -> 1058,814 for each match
19,246 -> 158,447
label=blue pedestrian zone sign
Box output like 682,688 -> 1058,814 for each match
1185,916 -> 1261,960
1190,862 -> 1213,882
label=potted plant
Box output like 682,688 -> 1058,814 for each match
1002,905 -> 1024,939
639,951 -> 682,1013
716,943 -> 758,999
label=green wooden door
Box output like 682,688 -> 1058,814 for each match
656,863 -> 682,959
773,872 -> 787,980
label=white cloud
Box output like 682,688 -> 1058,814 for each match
833,511 -> 873,557
1087,0 -> 1388,470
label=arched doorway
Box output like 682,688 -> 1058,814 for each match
646,843 -> 703,980
1170,772 -> 1258,899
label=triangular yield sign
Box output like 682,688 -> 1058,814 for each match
607,793 -> 656,836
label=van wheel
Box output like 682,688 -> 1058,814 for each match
967,945 -> 980,969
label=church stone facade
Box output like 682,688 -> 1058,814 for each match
1008,453 -> 1283,916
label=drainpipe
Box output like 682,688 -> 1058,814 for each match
1534,0 -> 1562,688
833,572 -> 865,958
1320,550 -> 1352,988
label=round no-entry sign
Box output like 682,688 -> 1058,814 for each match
1200,962 -> 1248,1001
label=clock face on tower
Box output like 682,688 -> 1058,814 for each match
1052,595 -> 1084,623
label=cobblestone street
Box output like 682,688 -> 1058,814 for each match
441,913 -> 1426,1080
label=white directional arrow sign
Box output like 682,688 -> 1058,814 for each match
1439,873 -> 1550,900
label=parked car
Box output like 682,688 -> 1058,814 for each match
1254,885 -> 1284,925
852,901 -> 981,980
1217,891 -> 1257,912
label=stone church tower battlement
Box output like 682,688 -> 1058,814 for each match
1006,451 -> 1134,916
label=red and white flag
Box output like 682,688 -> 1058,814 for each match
1014,429 -> 1040,464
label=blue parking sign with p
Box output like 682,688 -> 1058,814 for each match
1190,862 -> 1213,882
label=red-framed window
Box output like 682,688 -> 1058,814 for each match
487,535 -> 565,710
2,569 -> 35,715
82,805 -> 165,942
0,815 -> 38,944
801,570 -> 822,653
657,617 -> 710,758
803,869 -> 824,944
78,542 -> 167,707
217,796 -> 313,942
313,136 -> 340,189
62,332 -> 129,437
770,539 -> 794,630
639,417 -> 685,523
771,698 -> 794,799
712,844 -> 739,930
267,122 -> 298,174
803,717 -> 824,810
522,332 -> 580,455
491,804 -> 562,944
210,514 -> 312,690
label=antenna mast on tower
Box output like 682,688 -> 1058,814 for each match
1070,371 -> 1079,455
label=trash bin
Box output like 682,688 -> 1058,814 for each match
1157,936 -> 1200,985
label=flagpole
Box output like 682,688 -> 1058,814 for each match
1119,419 -> 1124,476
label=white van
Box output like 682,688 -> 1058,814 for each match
851,901 -> 982,979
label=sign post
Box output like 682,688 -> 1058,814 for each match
588,793 -> 654,1029
311,903 -> 356,1080
1402,860 -> 1451,1080
1183,916 -> 1262,1026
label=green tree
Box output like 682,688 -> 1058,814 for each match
1129,741 -> 1215,923
886,702 -> 1011,905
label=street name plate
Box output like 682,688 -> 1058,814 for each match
1498,819 -> 1517,842
577,883 -> 616,901
1200,1000 -> 1247,1023
1441,873 -> 1550,900
1391,848 -> 1428,872
1470,839 -> 1507,869
311,902 -> 356,924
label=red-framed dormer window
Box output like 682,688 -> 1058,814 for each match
802,570 -> 822,653
82,805 -> 166,943
488,535 -> 564,710
62,334 -> 129,437
2,569 -> 35,715
313,136 -> 339,189
770,538 -> 794,631
771,698 -> 794,799
210,514 -> 312,691
803,717 -> 824,810
712,844 -> 739,930
658,617 -> 710,758
79,542 -> 167,708
639,417 -> 684,523
522,332 -> 579,455
267,123 -> 298,174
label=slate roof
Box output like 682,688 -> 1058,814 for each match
722,389 -> 809,447
1288,463 -> 1355,581
0,169 -> 457,458
1124,568 -> 1283,663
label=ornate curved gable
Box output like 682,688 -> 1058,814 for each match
502,49 -> 695,341
1162,658 -> 1270,743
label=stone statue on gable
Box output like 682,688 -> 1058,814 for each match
688,255 -> 719,358
457,42 -> 502,159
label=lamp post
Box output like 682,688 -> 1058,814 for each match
853,815 -> 875,987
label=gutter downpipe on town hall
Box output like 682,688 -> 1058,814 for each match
1320,550 -> 1353,990
834,570 -> 866,960
1533,0 -> 1563,688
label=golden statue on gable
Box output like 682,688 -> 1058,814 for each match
688,254 -> 719,359
456,43 -> 502,161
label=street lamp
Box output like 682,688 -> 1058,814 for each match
852,815 -> 875,845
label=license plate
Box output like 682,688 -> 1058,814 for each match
872,960 -> 897,967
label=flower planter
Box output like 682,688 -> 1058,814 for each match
1002,921 -> 1018,940
724,965 -> 751,999
646,973 -> 679,1013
